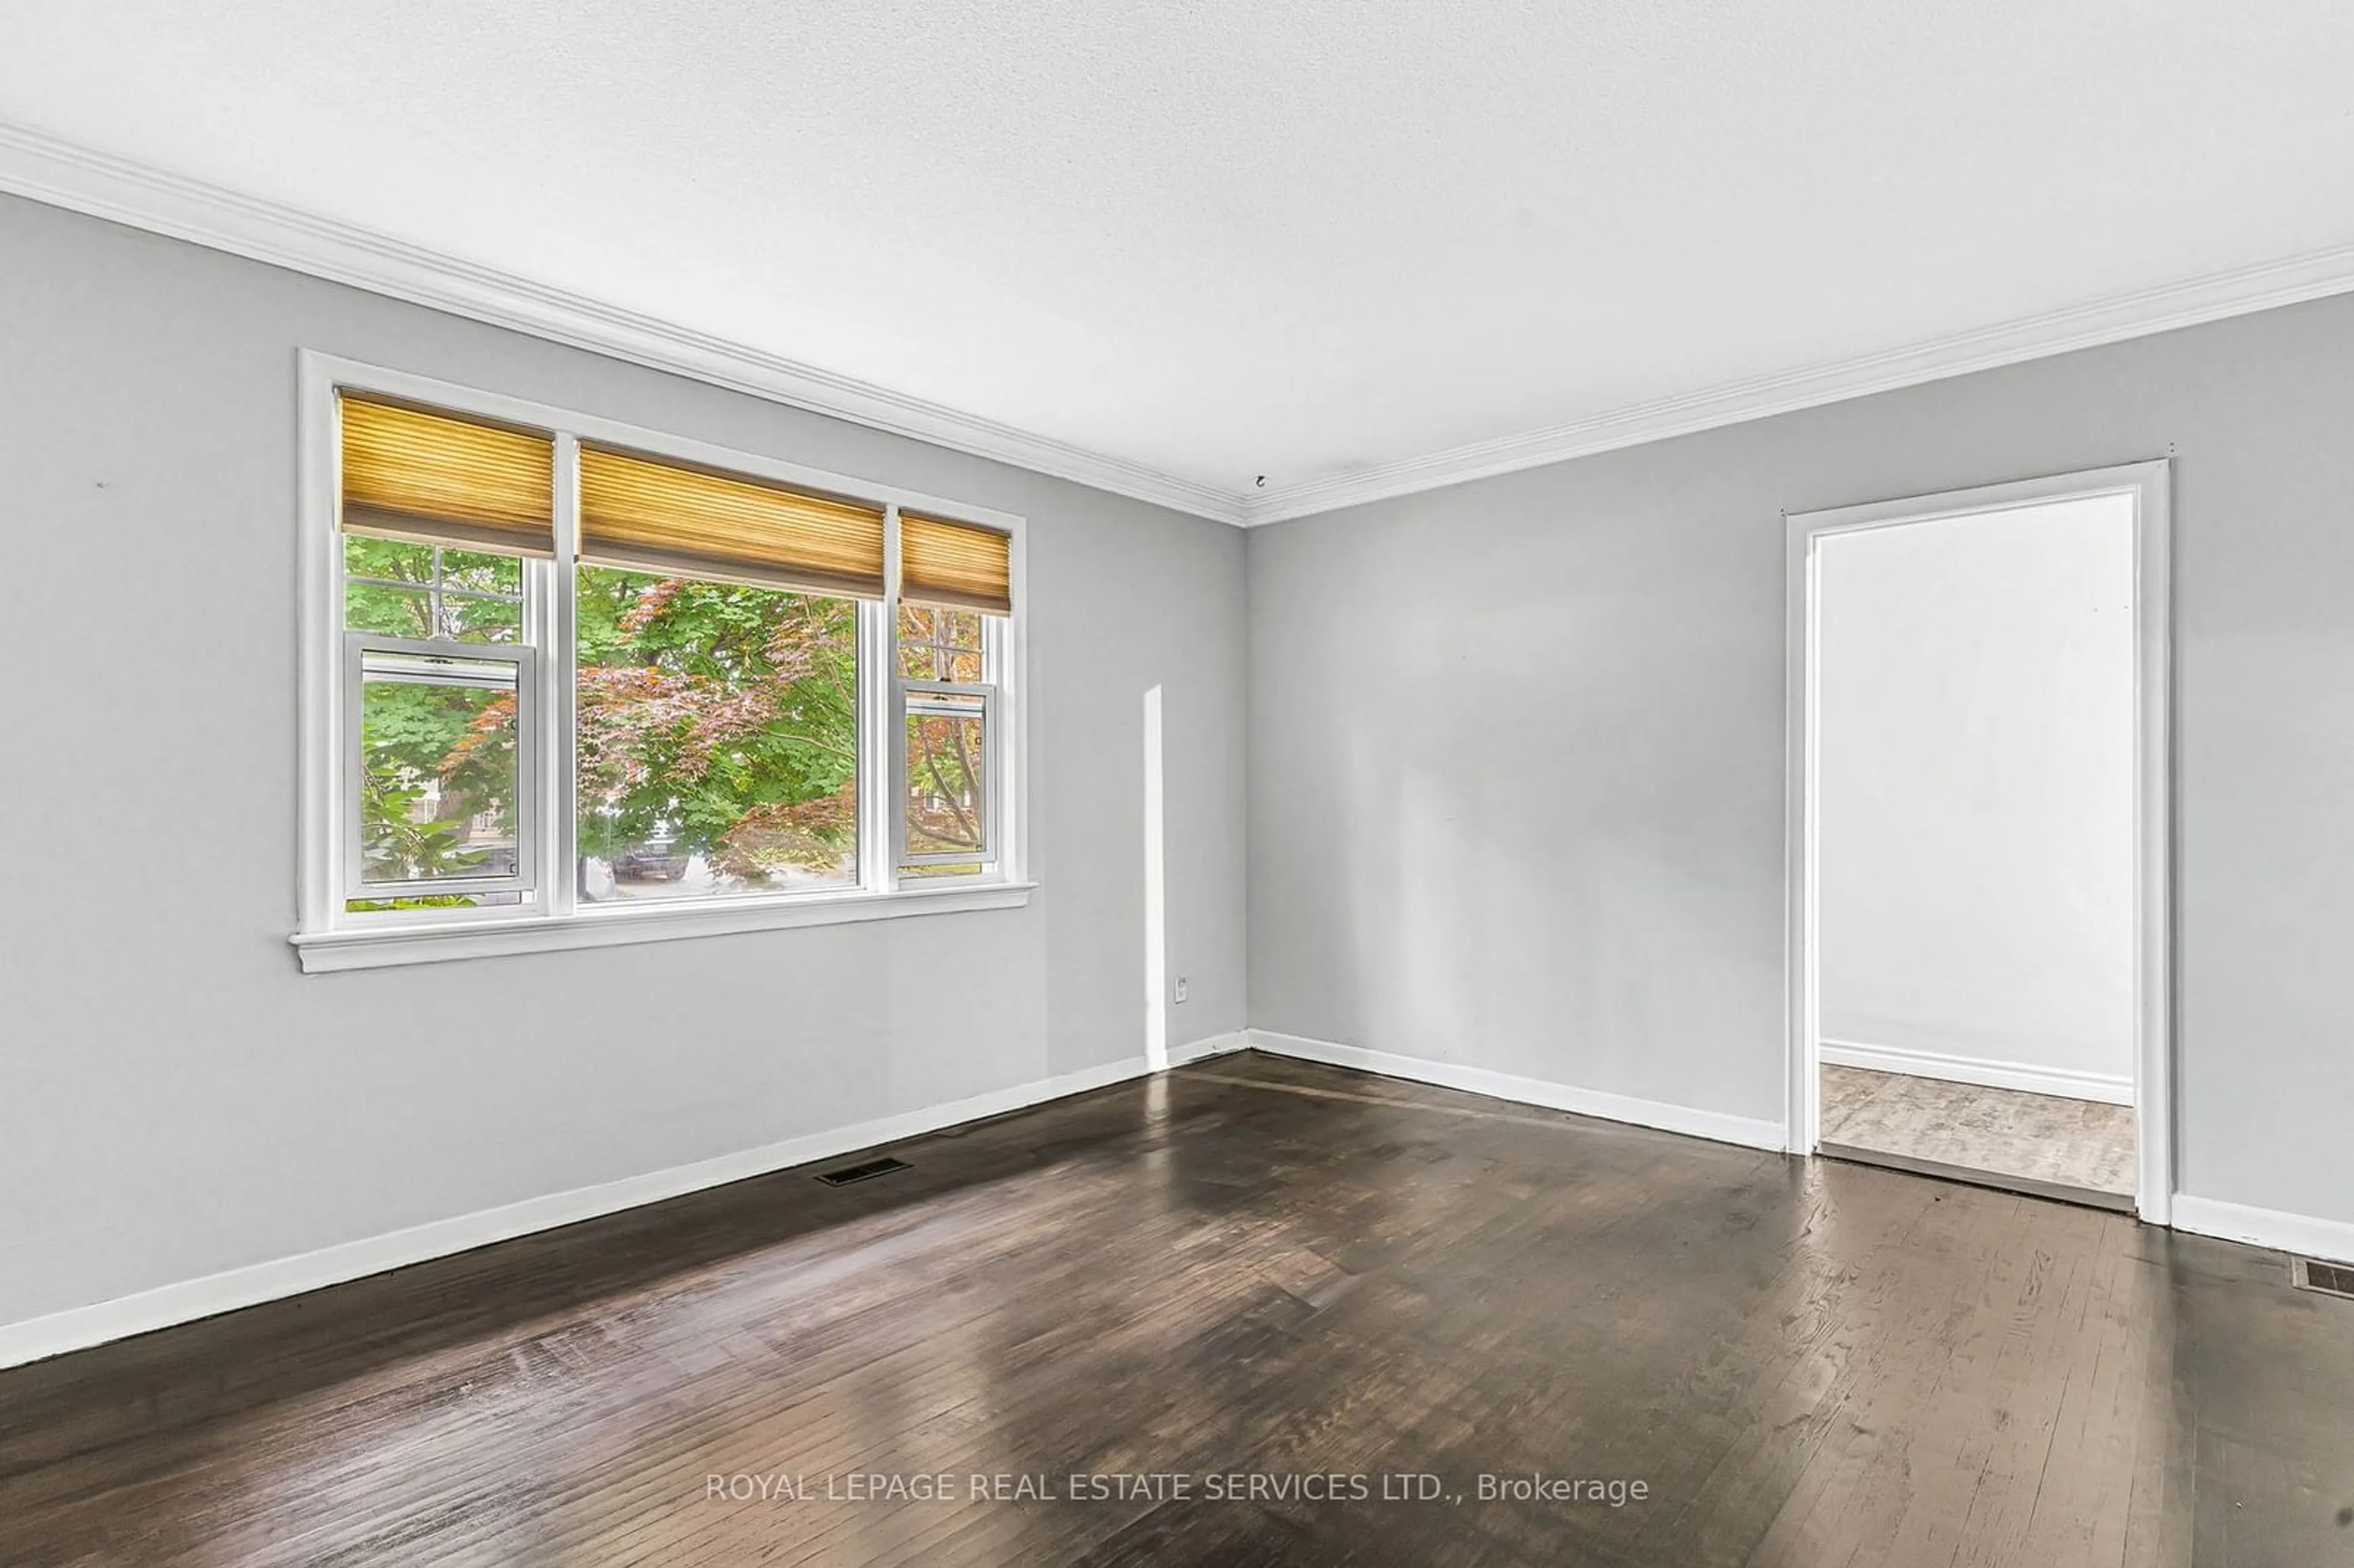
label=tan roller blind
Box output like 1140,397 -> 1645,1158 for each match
338,395 -> 556,557
901,513 -> 1013,614
579,446 -> 887,599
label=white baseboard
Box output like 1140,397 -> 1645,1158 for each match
21,1019 -> 2339,1370
1244,1029 -> 1788,1152
0,1047 -> 1202,1371
1819,1039 -> 2133,1105
2170,1195 -> 2354,1266
1167,1030 -> 1250,1068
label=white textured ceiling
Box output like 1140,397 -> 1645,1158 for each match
6,1 -> 2354,516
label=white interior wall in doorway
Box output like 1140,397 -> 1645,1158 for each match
1814,498 -> 2138,1103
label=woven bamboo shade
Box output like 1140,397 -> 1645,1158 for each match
900,512 -> 1013,614
339,395 -> 555,557
579,445 -> 887,599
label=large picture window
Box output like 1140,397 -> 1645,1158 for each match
575,565 -> 863,902
295,358 -> 1026,971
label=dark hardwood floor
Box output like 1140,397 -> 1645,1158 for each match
4,1052 -> 2351,1566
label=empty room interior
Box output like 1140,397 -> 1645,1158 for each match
4,6 -> 2354,1565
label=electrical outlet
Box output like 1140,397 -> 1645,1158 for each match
1173,976 -> 1190,1004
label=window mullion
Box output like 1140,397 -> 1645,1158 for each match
546,432 -> 581,919
872,503 -> 903,894
996,610 -> 1016,880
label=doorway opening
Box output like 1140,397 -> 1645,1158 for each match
1785,463 -> 2171,1219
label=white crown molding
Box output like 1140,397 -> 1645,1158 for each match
0,119 -> 1249,527
10,120 -> 2354,532
1241,240 -> 2354,525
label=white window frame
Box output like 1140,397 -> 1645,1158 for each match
294,351 -> 1031,973
344,634 -> 540,902
894,679 -> 1002,870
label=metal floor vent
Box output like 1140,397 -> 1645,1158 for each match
2291,1257 -> 2354,1300
816,1155 -> 910,1188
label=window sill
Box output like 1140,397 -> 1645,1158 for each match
291,881 -> 1035,974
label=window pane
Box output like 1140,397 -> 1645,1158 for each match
345,583 -> 437,639
358,655 -> 520,885
576,566 -> 859,901
344,535 -> 434,584
436,595 -> 523,644
345,585 -> 521,643
437,547 -> 522,595
901,861 -> 983,879
904,702 -> 986,859
346,891 -> 525,913
897,603 -> 984,683
343,537 -> 522,643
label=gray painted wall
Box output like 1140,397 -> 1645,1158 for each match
1249,290 -> 2354,1229
12,179 -> 2354,1333
0,194 -> 1247,1329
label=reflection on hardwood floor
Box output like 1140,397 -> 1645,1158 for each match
3,1052 -> 2350,1566
1821,1064 -> 2136,1202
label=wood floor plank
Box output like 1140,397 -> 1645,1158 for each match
3,1052 -> 2349,1566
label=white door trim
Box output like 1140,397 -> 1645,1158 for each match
1783,460 -> 2173,1222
